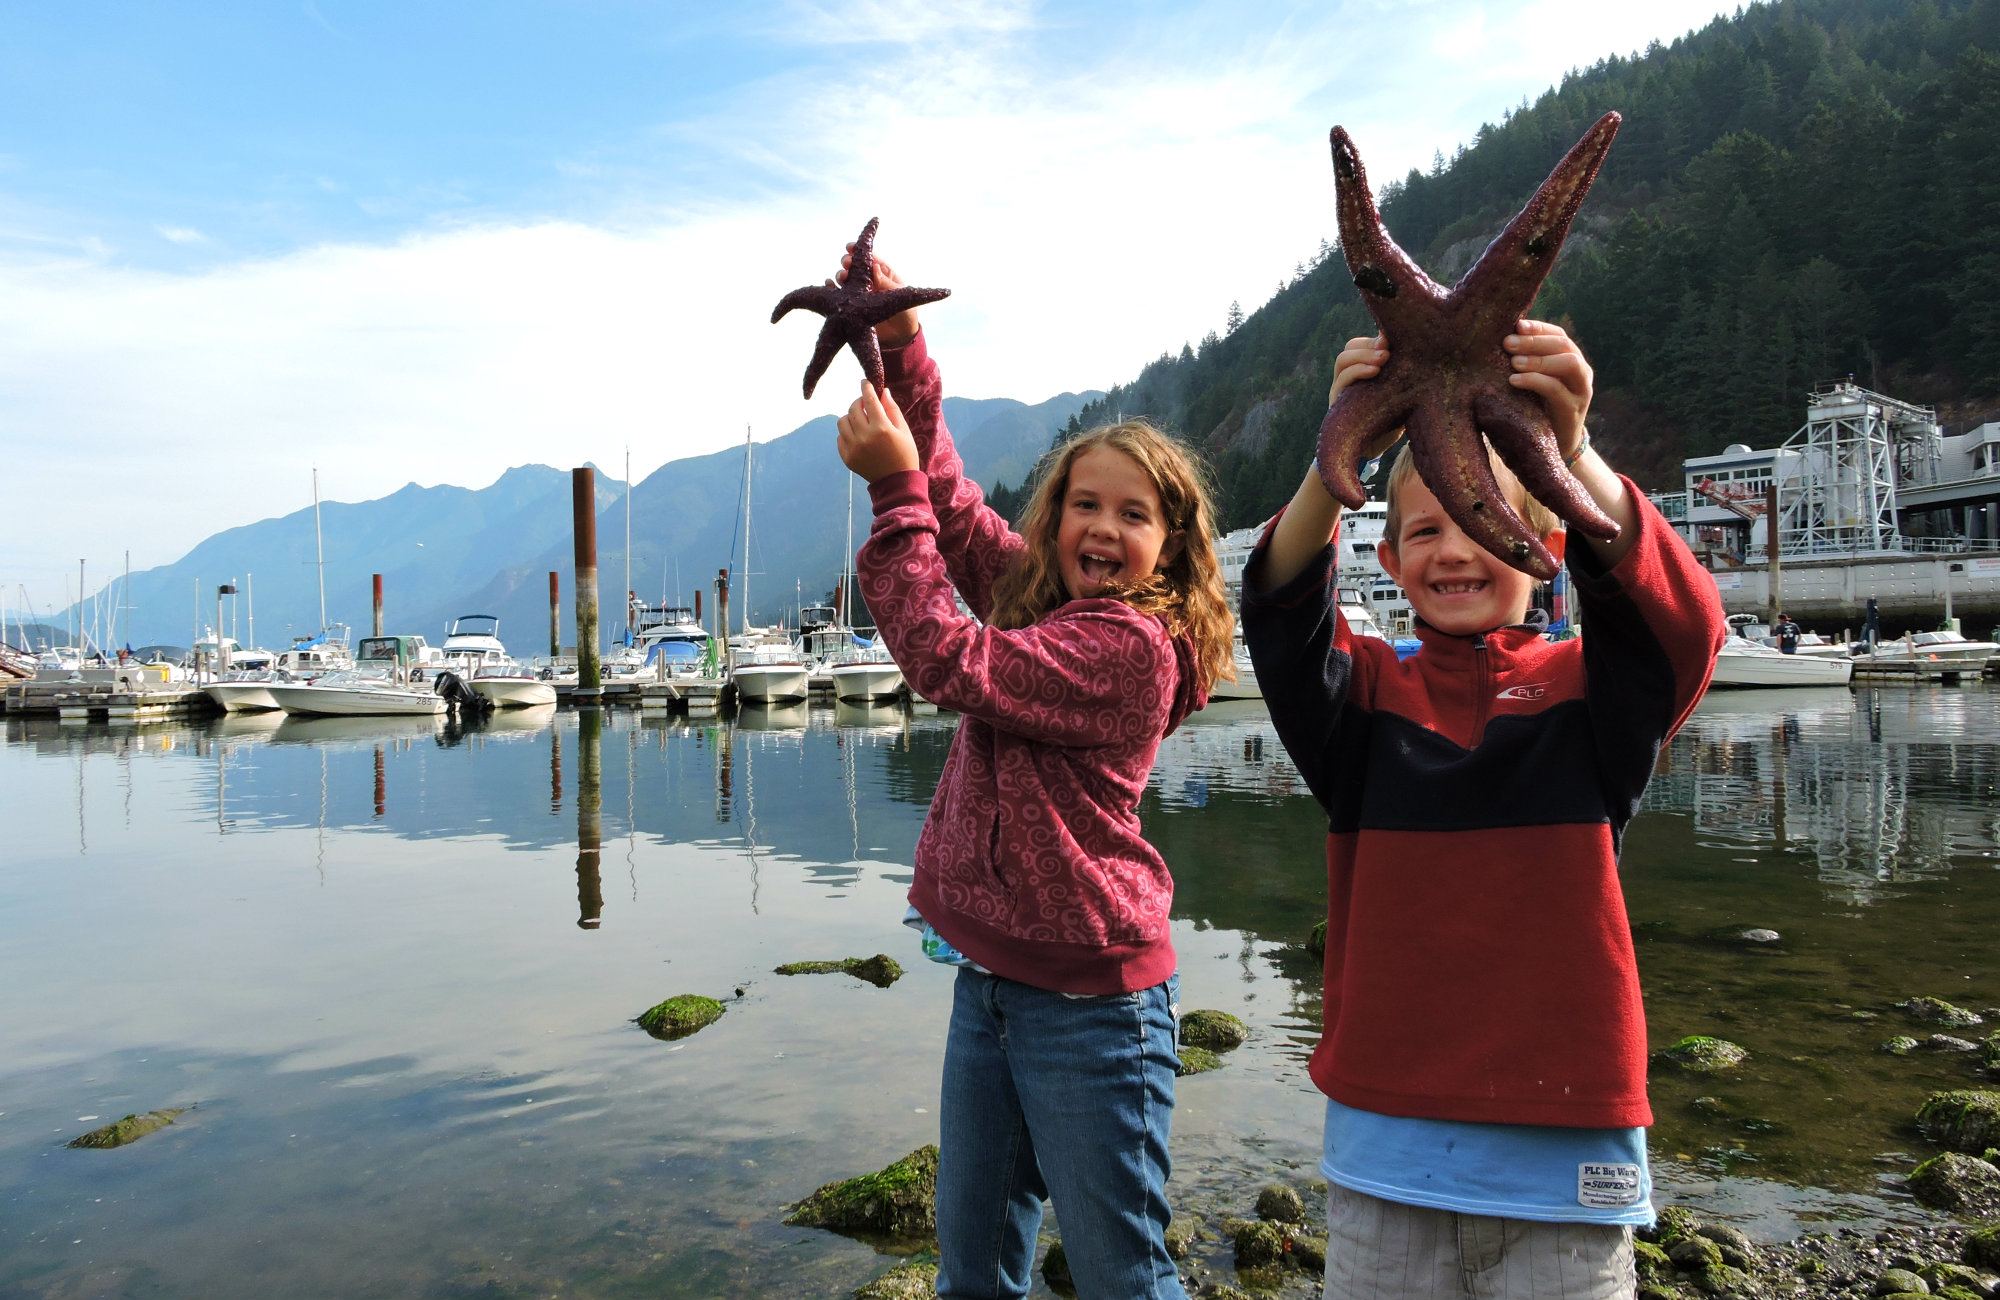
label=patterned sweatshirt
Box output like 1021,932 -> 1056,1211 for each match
1242,491 -> 1724,1127
855,332 -> 1206,995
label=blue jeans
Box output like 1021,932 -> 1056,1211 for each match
934,967 -> 1186,1300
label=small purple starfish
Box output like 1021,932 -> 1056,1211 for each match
771,217 -> 951,399
1318,112 -> 1624,580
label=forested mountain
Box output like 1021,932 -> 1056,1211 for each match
993,0 -> 2000,531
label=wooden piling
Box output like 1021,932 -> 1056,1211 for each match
372,573 -> 384,638
573,468 -> 601,700
548,571 -> 561,660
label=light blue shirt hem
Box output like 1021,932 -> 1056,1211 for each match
1320,1162 -> 1657,1227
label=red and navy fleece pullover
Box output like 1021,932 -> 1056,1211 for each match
1242,493 -> 1724,1128
855,332 -> 1207,995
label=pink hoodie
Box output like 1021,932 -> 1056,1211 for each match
856,332 -> 1206,994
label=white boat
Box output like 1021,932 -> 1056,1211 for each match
266,635 -> 448,716
1854,629 -> 2000,668
1710,635 -> 1856,688
732,641 -> 810,703
202,648 -> 284,712
1209,587 -> 1383,703
828,638 -> 904,702
469,658 -> 558,708
436,615 -> 510,677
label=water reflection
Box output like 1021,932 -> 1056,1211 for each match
1649,686 -> 2000,901
576,708 -> 603,929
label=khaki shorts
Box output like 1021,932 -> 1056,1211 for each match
1321,1182 -> 1637,1299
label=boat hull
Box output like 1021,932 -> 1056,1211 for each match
471,678 -> 558,708
204,682 -> 281,712
267,682 -> 448,716
1710,649 -> 1855,689
829,663 -> 903,702
732,666 -> 809,703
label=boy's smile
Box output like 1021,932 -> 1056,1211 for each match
1380,476 -> 1556,636
1057,446 -> 1174,601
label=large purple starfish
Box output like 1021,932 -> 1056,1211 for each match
1318,112 -> 1623,580
771,217 -> 951,399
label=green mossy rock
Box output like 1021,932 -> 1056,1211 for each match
1255,1183 -> 1307,1224
1164,1217 -> 1197,1260
773,954 -> 904,988
1697,1223 -> 1758,1270
1909,1151 -> 2000,1216
1176,1046 -> 1223,1076
635,994 -> 725,1040
786,1144 -> 938,1239
1041,1240 -> 1072,1294
1669,1236 -> 1725,1273
1936,1286 -> 1985,1300
1884,1036 -> 1923,1055
1898,997 -> 1984,1028
1920,1262 -> 1982,1292
1873,1267 -> 1927,1295
1916,1090 -> 2000,1154
1290,1232 -> 1327,1274
1634,1238 -> 1673,1282
1962,1223 -> 2000,1270
1224,1216 -> 1286,1267
1981,1031 -> 2000,1071
1643,1204 -> 1703,1247
1180,1009 -> 1248,1051
1306,920 -> 1327,963
1652,1036 -> 1748,1074
853,1260 -> 938,1300
1690,1262 -> 1758,1297
66,1108 -> 187,1149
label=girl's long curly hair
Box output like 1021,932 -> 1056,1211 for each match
987,419 -> 1236,695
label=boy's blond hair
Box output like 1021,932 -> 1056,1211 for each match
1379,441 -> 1559,553
988,419 -> 1237,694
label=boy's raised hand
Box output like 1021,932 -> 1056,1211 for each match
1504,319 -> 1592,458
839,245 -> 920,347
837,378 -> 919,484
1329,334 -> 1403,465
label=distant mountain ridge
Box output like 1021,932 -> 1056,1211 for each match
73,390 -> 1099,648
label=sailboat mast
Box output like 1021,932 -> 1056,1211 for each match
247,572 -> 254,651
740,425 -> 752,635
313,467 -> 327,632
844,475 -> 854,626
624,445 -> 632,645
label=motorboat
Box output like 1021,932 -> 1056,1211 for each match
731,641 -> 809,703
1210,588 -> 1383,702
265,635 -> 448,716
436,615 -> 510,677
469,658 -> 558,708
1854,629 -> 2000,669
828,637 -> 904,702
202,648 -> 284,712
1710,635 -> 1855,688
1208,642 -> 1262,702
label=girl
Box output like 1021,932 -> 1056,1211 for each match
832,247 -> 1234,1300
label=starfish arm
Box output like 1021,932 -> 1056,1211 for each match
845,326 -> 887,392
772,284 -> 839,324
1408,402 -> 1561,581
800,327 -> 848,399
1315,378 -> 1410,509
848,217 -> 882,292
1330,128 -> 1448,339
1451,112 -> 1620,338
1472,389 -> 1620,542
863,285 -> 952,322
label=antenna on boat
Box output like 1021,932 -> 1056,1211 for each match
624,445 -> 633,649
740,425 -> 753,635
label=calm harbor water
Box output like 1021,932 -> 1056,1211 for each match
2,685 -> 1997,1298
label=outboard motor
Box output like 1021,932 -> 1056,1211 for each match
433,670 -> 494,717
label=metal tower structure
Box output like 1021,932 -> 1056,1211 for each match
1777,381 -> 1941,556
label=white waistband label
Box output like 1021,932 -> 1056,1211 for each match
1577,1162 -> 1643,1208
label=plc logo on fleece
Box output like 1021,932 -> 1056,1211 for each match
1494,683 -> 1549,702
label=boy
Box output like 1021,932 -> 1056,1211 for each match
1243,322 -> 1725,1299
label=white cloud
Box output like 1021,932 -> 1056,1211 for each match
0,0 -> 1740,612
155,225 -> 208,245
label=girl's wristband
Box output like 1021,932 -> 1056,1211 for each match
1562,431 -> 1591,469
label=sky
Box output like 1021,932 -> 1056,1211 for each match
0,0 -> 1745,624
